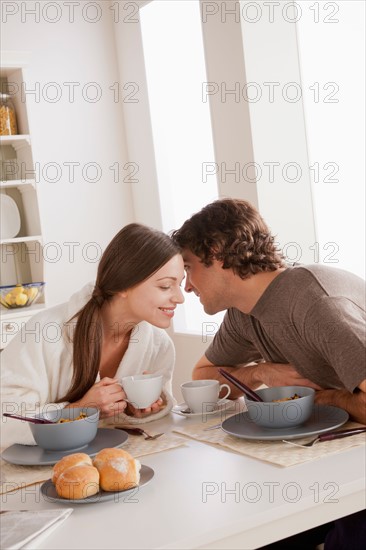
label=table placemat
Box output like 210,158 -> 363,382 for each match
0,429 -> 186,495
173,417 -> 366,468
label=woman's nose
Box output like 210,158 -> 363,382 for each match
174,287 -> 185,304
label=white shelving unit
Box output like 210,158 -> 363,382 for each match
0,62 -> 46,349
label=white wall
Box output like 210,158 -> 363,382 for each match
297,0 -> 365,278
111,0 -> 164,230
240,1 -> 316,262
2,0 -> 134,305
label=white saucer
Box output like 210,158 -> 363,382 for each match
172,399 -> 236,417
1,428 -> 128,466
40,465 -> 154,504
221,404 -> 349,441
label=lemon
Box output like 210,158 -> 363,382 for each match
5,292 -> 16,306
25,287 -> 38,300
12,285 -> 25,295
15,293 -> 28,306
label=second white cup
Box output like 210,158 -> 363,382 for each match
180,379 -> 231,414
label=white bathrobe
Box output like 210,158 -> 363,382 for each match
0,283 -> 176,446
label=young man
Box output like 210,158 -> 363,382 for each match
172,198 -> 366,424
172,198 -> 366,549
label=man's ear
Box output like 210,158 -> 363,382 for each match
206,247 -> 220,264
211,257 -> 225,270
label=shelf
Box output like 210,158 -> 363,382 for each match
0,64 -> 45,347
0,135 -> 31,149
0,302 -> 46,319
0,179 -> 36,189
0,235 -> 42,245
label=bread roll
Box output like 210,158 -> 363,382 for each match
52,452 -> 93,484
93,448 -> 141,492
55,465 -> 100,500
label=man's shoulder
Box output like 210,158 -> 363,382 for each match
284,264 -> 364,290
283,265 -> 365,315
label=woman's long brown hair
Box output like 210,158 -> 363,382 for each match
58,223 -> 180,404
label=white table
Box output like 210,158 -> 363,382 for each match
1,413 -> 365,549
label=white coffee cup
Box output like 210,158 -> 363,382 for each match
180,379 -> 231,414
121,374 -> 163,409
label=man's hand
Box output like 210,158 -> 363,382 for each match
315,384 -> 366,424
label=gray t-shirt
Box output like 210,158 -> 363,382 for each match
205,265 -> 366,392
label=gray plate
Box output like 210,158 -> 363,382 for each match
1,428 -> 128,466
221,404 -> 349,441
40,465 -> 154,504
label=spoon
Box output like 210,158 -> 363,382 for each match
115,427 -> 164,440
218,368 -> 264,402
180,407 -> 193,414
3,413 -> 54,424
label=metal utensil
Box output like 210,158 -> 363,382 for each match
115,427 -> 164,440
283,426 -> 366,448
218,368 -> 263,402
203,423 -> 222,431
179,407 -> 193,414
2,413 -> 54,424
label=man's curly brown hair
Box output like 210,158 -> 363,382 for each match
171,199 -> 285,279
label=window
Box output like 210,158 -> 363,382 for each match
140,0 -> 224,333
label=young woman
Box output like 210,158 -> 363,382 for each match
1,223 -> 184,445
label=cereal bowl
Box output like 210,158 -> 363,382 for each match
29,407 -> 99,451
245,386 -> 315,429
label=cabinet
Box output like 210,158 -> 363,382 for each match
0,63 -> 46,349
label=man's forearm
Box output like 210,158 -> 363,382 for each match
315,389 -> 366,424
192,364 -> 261,399
193,361 -> 322,399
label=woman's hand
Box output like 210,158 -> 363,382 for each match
70,377 -> 128,419
125,397 -> 165,419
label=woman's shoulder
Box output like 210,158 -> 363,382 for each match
22,301 -> 69,327
66,282 -> 94,317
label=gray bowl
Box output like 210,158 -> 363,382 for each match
29,407 -> 99,451
246,386 -> 315,429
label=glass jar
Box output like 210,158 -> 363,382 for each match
0,93 -> 18,135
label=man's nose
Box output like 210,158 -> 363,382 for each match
184,275 -> 193,293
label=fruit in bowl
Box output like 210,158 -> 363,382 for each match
0,282 -> 45,309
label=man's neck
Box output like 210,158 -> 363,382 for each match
232,268 -> 287,314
